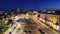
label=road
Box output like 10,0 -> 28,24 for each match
4,23 -> 17,34
4,18 -> 41,34
31,16 -> 58,34
4,16 -> 58,34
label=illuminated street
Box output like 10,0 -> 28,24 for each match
4,15 -> 59,34
31,16 -> 59,34
4,18 -> 41,34
0,0 -> 60,34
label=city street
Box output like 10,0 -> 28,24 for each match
4,16 -> 59,34
0,0 -> 60,34
31,16 -> 58,34
4,18 -> 41,34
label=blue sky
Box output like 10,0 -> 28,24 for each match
0,0 -> 60,10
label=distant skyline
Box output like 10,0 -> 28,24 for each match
0,0 -> 60,10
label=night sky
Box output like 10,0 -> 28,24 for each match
0,0 -> 60,10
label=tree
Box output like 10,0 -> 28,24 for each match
38,14 -> 40,18
7,19 -> 14,27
